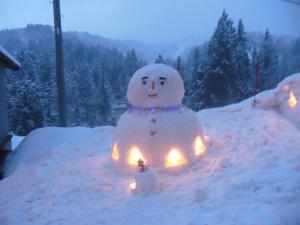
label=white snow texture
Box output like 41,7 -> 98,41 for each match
0,73 -> 300,225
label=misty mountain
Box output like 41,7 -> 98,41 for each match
1,17 -> 299,136
0,24 -> 198,61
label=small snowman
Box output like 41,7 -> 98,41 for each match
112,64 -> 206,174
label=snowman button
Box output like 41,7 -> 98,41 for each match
151,118 -> 157,123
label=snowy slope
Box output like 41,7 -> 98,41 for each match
1,99 -> 300,224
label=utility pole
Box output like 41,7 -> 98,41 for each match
53,0 -> 66,126
253,60 -> 261,108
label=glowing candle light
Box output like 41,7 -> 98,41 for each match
128,146 -> 146,165
165,149 -> 187,167
194,136 -> 206,156
288,90 -> 297,108
112,143 -> 119,160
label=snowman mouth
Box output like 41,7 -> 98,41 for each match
148,93 -> 157,97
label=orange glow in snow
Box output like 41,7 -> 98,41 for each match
283,84 -> 290,91
194,136 -> 206,156
128,146 -> 146,165
112,143 -> 119,160
165,149 -> 187,167
288,90 -> 297,108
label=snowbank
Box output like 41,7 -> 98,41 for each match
11,135 -> 24,150
252,74 -> 300,127
1,103 -> 300,225
255,73 -> 300,107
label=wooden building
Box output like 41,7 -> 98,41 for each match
0,46 -> 21,179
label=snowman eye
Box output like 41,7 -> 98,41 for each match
159,77 -> 166,86
141,76 -> 148,85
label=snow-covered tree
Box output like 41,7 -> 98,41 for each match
259,30 -> 280,90
40,53 -> 58,125
2,24 -> 300,130
98,75 -> 113,125
190,63 -> 206,110
289,37 -> 300,73
155,54 -> 166,64
125,49 -> 138,77
234,19 -> 251,100
9,49 -> 43,135
200,10 -> 238,107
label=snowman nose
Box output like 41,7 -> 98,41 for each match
151,81 -> 155,90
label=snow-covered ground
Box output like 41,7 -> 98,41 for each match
0,106 -> 299,225
1,76 -> 300,225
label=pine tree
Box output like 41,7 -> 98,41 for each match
174,56 -> 188,82
40,53 -> 58,125
77,64 -> 93,126
191,48 -> 201,78
98,75 -> 112,125
188,48 -> 202,101
125,49 -> 138,74
200,10 -> 238,107
155,54 -> 166,64
190,63 -> 206,110
288,37 -> 300,74
9,49 -> 44,135
124,49 -> 139,90
174,56 -> 190,103
110,59 -> 122,98
234,19 -> 251,100
259,30 -> 280,90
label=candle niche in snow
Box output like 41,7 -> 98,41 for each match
112,64 -> 206,174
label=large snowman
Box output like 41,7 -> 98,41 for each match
112,64 -> 206,174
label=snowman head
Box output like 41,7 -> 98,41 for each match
127,64 -> 185,108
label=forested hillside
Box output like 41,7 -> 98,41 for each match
1,11 -> 300,135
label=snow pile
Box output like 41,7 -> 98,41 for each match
2,72 -> 300,225
254,73 -> 300,108
234,73 -> 300,129
0,104 -> 299,225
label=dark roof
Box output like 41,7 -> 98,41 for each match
0,46 -> 21,71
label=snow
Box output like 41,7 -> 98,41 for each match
218,73 -> 300,129
1,74 -> 300,225
133,168 -> 159,195
11,135 -> 24,150
254,73 -> 300,108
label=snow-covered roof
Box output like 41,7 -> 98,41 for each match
0,45 -> 21,71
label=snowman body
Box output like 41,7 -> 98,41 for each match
112,64 -> 205,174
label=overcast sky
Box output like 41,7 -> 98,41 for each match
1,0 -> 300,44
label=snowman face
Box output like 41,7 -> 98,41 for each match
127,64 -> 185,108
